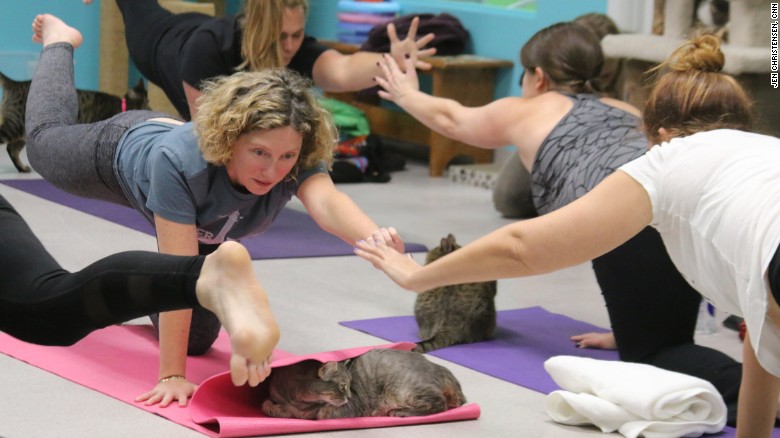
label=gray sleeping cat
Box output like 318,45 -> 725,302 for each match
414,234 -> 497,353
261,359 -> 351,420
261,348 -> 467,419
0,71 -> 148,172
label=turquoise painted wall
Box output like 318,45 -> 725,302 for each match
2,0 -> 606,98
308,0 -> 607,100
0,0 -> 244,90
0,1 -> 101,89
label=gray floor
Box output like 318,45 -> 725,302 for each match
0,150 -> 743,438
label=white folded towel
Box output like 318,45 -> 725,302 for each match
544,356 -> 726,438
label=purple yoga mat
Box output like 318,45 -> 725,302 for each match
341,306 -> 618,394
1,179 -> 427,260
340,306 -> 757,438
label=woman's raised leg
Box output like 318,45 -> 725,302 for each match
0,193 -> 277,386
26,14 -> 155,205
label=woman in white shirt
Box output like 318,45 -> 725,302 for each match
357,34 -> 780,437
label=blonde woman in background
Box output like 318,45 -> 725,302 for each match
104,0 -> 436,120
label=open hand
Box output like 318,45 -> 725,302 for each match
387,16 -> 436,71
354,239 -> 423,292
375,53 -> 419,105
367,227 -> 405,253
135,377 -> 198,408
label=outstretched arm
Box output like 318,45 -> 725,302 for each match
297,173 -> 404,253
374,54 -> 534,149
356,171 -> 651,292
312,16 -> 436,92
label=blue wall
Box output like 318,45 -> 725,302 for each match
1,0 -> 606,98
0,0 -> 244,90
308,0 -> 607,100
0,1 -> 101,89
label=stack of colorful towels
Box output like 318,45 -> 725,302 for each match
336,0 -> 400,45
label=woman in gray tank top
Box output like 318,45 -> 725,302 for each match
372,20 -> 743,424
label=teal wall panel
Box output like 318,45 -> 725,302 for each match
308,0 -> 607,99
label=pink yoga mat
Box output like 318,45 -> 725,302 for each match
0,329 -> 479,437
0,325 -> 246,436
191,342 -> 481,437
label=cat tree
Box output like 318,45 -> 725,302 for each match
98,0 -> 222,117
602,0 -> 777,136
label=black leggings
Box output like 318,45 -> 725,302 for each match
769,243 -> 780,306
592,227 -> 742,425
116,0 -> 211,120
0,193 -> 205,346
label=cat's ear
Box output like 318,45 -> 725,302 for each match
318,361 -> 340,379
134,78 -> 146,92
442,234 -> 457,252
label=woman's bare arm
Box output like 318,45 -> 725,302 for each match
183,81 -> 202,121
297,173 -> 403,252
356,171 -> 652,292
134,216 -> 200,407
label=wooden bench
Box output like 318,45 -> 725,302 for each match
322,41 -> 513,177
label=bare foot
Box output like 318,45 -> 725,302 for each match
31,14 -> 83,48
196,241 -> 280,387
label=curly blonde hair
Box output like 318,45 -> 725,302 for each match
194,69 -> 336,177
238,0 -> 309,71
643,34 -> 753,144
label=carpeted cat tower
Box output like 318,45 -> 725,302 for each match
603,0 -> 777,136
98,0 -> 221,118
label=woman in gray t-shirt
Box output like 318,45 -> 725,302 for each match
26,14 -> 405,409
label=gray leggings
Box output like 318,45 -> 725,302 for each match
24,42 -> 220,355
25,42 -> 169,206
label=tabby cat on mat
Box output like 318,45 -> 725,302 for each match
262,348 -> 467,419
414,234 -> 497,353
0,72 -> 148,172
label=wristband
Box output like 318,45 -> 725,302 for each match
158,374 -> 186,384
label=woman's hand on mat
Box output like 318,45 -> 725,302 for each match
375,53 -> 420,105
354,239 -> 423,292
368,227 -> 405,254
570,332 -> 617,350
135,378 -> 198,408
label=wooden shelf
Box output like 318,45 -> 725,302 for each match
321,40 -> 513,176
